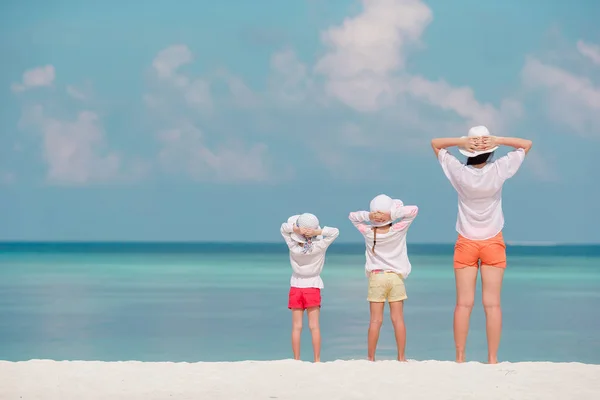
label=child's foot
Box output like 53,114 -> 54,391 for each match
456,350 -> 466,363
487,357 -> 498,364
397,356 -> 406,362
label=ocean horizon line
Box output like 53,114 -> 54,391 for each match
1,241 -> 599,256
1,240 -> 599,246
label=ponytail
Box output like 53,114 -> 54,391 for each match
372,227 -> 377,254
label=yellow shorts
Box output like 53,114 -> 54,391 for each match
367,271 -> 407,303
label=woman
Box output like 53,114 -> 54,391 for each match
431,125 -> 532,364
348,194 -> 419,361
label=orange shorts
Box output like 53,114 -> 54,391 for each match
454,231 -> 507,269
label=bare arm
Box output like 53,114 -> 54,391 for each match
430,137 -> 468,157
494,137 -> 533,154
431,136 -> 486,158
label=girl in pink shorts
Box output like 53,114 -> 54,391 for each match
280,213 -> 339,362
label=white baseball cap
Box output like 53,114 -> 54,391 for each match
291,213 -> 322,243
459,125 -> 498,157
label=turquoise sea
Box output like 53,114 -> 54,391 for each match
0,243 -> 599,364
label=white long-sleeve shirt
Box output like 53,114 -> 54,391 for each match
348,200 -> 419,279
280,215 -> 340,289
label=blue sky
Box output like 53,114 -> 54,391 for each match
1,0 -> 599,243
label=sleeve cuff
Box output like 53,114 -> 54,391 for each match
437,148 -> 447,163
321,226 -> 338,236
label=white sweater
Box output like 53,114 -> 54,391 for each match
280,215 -> 340,289
348,200 -> 419,279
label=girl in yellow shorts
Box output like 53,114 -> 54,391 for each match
349,194 -> 419,361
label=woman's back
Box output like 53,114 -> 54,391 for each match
438,148 -> 526,240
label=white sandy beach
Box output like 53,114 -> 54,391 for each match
1,359 -> 599,400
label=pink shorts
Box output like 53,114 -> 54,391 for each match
288,287 -> 321,310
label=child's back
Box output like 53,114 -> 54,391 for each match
349,199 -> 418,278
348,194 -> 419,362
280,213 -> 339,362
282,217 -> 338,289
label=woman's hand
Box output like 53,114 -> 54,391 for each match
481,135 -> 498,150
460,136 -> 484,153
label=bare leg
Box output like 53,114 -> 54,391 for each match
291,309 -> 303,360
368,302 -> 385,361
389,301 -> 406,361
454,267 -> 478,363
307,307 -> 321,362
481,265 -> 504,364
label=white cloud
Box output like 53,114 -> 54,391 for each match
306,0 -> 519,133
314,0 -> 432,111
152,44 -> 193,80
11,65 -> 55,93
147,46 -> 278,182
66,85 -> 88,100
157,124 -> 272,183
404,76 -> 523,132
316,0 -> 431,76
20,106 -> 121,184
150,44 -> 213,112
214,0 -> 525,179
12,65 -> 145,185
577,40 -> 600,66
257,0 -> 523,180
269,49 -> 314,105
521,55 -> 600,135
223,74 -> 261,108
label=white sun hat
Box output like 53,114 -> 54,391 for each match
459,125 -> 499,157
369,194 -> 397,227
291,213 -> 322,243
